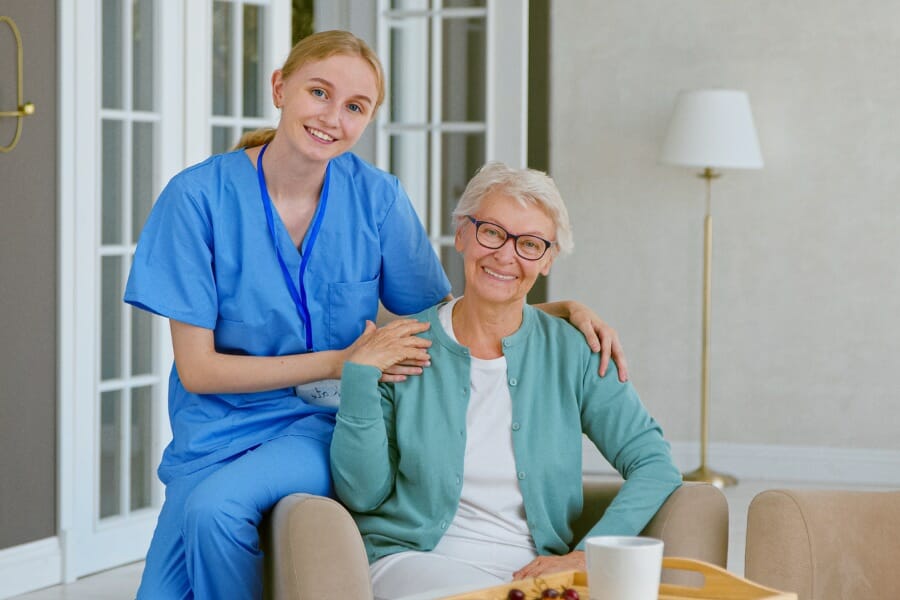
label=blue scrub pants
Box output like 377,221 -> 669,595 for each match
136,435 -> 333,600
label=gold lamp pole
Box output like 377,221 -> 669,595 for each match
660,89 -> 763,490
682,168 -> 737,488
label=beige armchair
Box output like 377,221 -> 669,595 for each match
744,489 -> 900,600
263,480 -> 728,599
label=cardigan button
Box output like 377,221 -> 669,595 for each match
517,471 -> 526,480
511,422 -> 520,431
509,377 -> 517,386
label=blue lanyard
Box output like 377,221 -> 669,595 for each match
256,143 -> 330,351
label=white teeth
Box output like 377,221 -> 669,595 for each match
308,127 -> 334,142
484,267 -> 515,280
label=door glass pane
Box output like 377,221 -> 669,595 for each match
212,126 -> 233,154
390,132 -> 430,220
389,21 -> 430,125
390,0 -> 429,9
100,391 -> 122,518
131,304 -> 153,376
444,0 -> 486,7
212,2 -> 234,116
101,256 -> 123,380
441,246 -> 465,298
102,0 -> 123,109
243,4 -> 264,118
441,132 -> 484,235
442,18 -> 485,122
102,121 -> 124,245
130,386 -> 153,510
132,0 -> 155,112
132,122 -> 155,240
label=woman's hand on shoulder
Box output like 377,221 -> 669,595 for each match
344,319 -> 432,382
536,300 -> 629,381
512,551 -> 585,580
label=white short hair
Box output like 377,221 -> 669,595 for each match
451,161 -> 574,255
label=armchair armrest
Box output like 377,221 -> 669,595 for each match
574,479 -> 728,581
263,494 -> 373,600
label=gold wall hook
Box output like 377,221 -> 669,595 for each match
1,15 -> 36,153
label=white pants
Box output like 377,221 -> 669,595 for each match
371,552 -> 504,600
370,536 -> 536,600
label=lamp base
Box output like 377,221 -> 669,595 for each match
683,465 -> 738,489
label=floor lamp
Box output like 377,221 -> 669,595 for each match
660,89 -> 763,489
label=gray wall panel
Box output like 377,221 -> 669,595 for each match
0,0 -> 58,549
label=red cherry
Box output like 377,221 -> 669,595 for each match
561,588 -> 580,600
507,589 -> 526,600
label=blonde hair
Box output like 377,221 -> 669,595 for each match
235,30 -> 385,149
451,161 -> 574,255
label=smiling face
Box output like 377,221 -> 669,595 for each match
456,191 -> 558,310
271,53 -> 378,164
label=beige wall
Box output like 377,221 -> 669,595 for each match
549,1 -> 900,451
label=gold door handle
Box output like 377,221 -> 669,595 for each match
1,15 -> 36,152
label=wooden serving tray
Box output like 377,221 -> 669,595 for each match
440,557 -> 797,600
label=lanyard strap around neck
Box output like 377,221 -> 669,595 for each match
256,143 -> 330,351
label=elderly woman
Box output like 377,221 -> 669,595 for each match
330,162 -> 682,599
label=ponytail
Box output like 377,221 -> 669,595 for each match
233,127 -> 277,150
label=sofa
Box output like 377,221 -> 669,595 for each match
263,479 -> 728,599
744,488 -> 900,600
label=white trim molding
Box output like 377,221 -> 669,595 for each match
0,538 -> 62,600
584,440 -> 900,487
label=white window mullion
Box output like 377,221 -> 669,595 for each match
232,2 -> 245,144
485,0 -> 527,167
375,0 -> 390,172
429,2 -> 442,248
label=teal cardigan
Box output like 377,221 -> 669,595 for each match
330,303 -> 682,564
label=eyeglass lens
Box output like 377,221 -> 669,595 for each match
475,220 -> 549,260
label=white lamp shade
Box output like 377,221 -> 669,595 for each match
660,89 -> 764,170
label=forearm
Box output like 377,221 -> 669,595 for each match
170,319 -> 346,394
176,349 -> 346,395
330,362 -> 395,511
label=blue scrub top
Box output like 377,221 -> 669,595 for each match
124,149 -> 450,482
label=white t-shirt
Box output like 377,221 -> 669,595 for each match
430,298 -> 537,576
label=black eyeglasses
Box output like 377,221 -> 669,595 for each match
465,216 -> 555,261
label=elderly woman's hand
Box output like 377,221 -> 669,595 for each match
536,301 -> 629,381
345,319 -> 432,382
512,551 -> 585,580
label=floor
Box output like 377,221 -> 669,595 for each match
10,477 -> 885,599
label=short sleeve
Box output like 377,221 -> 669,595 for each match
124,176 -> 219,329
378,180 -> 451,315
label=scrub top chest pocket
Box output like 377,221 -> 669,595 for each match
326,277 -> 381,350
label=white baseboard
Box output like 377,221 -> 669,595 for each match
0,537 -> 62,600
584,440 -> 900,487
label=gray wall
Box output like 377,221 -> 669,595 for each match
549,1 -> 900,451
0,1 -> 57,549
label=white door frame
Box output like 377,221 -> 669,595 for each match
58,0 -> 181,580
57,0 -> 289,583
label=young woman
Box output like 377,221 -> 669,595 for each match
125,30 -> 627,599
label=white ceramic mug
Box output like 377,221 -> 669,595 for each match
585,535 -> 664,600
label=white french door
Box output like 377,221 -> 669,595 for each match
59,0 -> 289,580
373,0 -> 528,294
316,0 -> 528,294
